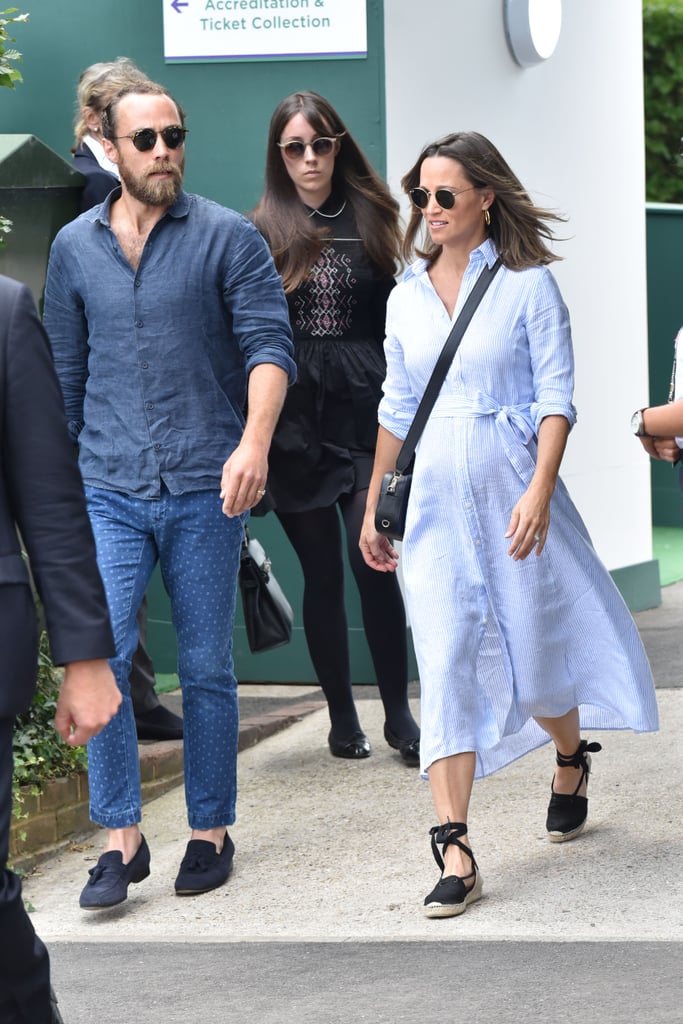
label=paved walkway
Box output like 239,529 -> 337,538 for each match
24,584 -> 683,1022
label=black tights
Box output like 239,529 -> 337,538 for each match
277,490 -> 419,741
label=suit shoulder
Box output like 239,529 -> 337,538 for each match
0,273 -> 27,304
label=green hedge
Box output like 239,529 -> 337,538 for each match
644,1 -> 683,201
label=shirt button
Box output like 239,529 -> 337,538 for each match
140,362 -> 148,369
135,320 -> 143,328
146,402 -> 154,410
153,443 -> 161,451
134,280 -> 141,288
465,502 -> 473,509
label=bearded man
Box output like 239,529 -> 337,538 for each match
43,82 -> 295,909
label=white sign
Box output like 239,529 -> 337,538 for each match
163,0 -> 368,63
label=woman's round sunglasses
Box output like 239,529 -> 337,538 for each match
276,136 -> 341,159
114,125 -> 188,152
409,185 -> 477,210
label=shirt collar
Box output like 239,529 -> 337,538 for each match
404,237 -> 500,282
83,135 -> 120,177
89,188 -> 191,226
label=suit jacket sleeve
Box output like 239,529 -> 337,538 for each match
0,277 -> 114,666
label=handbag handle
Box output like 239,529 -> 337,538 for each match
395,258 -> 501,474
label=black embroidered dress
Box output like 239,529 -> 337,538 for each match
266,195 -> 394,513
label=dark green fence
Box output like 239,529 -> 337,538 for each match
646,203 -> 683,526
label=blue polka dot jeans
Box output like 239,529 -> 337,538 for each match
84,484 -> 246,830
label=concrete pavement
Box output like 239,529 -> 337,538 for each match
23,584 -> 683,1023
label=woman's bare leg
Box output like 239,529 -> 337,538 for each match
535,707 -> 586,795
427,751 -> 476,877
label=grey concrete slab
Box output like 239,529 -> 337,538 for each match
48,940 -> 681,1024
25,691 -> 681,944
23,590 -> 683,1023
634,581 -> 683,688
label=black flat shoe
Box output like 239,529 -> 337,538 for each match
423,822 -> 482,918
175,831 -> 235,895
135,704 -> 183,741
79,835 -> 151,909
328,730 -> 371,759
546,739 -> 602,842
384,723 -> 420,767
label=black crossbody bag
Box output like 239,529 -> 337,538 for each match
375,259 -> 501,540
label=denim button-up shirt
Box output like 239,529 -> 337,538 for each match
43,189 -> 295,498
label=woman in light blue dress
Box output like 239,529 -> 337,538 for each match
360,132 -> 659,918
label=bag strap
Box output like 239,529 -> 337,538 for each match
395,257 -> 501,473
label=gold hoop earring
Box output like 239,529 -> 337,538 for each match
484,209 -> 491,227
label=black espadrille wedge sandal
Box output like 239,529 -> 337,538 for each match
546,739 -> 602,843
423,822 -> 483,918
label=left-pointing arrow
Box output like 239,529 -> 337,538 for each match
171,0 -> 189,12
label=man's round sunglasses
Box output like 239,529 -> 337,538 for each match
276,136 -> 341,159
114,125 -> 188,152
409,185 -> 477,210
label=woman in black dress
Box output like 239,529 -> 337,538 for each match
252,91 -> 420,764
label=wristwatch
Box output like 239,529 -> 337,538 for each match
631,408 -> 649,437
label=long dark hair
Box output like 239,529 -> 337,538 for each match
251,91 -> 401,292
401,131 -> 565,270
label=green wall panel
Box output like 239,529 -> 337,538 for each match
2,0 -> 387,213
2,0 -> 394,684
645,204 -> 683,527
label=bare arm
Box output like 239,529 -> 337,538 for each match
636,403 -> 683,463
359,425 -> 405,572
54,659 -> 121,747
220,363 -> 289,517
505,414 -> 570,561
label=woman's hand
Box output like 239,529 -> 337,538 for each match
359,425 -> 405,572
359,514 -> 400,572
505,481 -> 552,561
505,414 -> 569,560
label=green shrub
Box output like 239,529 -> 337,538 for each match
644,1 -> 683,201
12,633 -> 88,822
0,8 -> 28,245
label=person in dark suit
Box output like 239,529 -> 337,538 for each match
71,58 -> 183,741
0,274 -> 121,1022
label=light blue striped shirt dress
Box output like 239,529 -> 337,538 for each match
379,239 -> 659,778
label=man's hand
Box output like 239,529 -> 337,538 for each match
219,363 -> 288,517
220,439 -> 268,517
652,437 -> 682,464
54,659 -> 121,747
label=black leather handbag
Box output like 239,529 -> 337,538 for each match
375,260 -> 501,541
238,530 -> 293,653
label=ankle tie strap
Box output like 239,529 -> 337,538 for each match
555,739 -> 602,770
428,822 -> 477,873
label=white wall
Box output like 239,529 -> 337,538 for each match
384,0 -> 651,571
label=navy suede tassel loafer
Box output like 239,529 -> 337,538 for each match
175,831 -> 235,895
79,835 -> 151,909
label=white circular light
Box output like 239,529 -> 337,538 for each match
505,0 -> 563,68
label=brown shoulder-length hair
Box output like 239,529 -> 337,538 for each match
401,131 -> 565,271
251,90 -> 401,292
